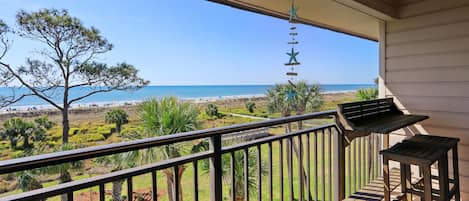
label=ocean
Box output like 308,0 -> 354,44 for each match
0,84 -> 374,107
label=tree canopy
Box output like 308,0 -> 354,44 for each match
0,9 -> 149,143
105,109 -> 129,133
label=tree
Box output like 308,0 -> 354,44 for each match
0,117 -> 50,149
138,97 -> 200,201
245,101 -> 256,113
266,84 -> 296,118
0,9 -> 148,144
105,109 -> 129,134
266,82 -> 322,200
293,81 -> 323,129
356,88 -> 378,101
205,103 -> 219,118
95,152 -> 138,201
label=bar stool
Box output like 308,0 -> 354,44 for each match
403,134 -> 460,201
380,142 -> 450,201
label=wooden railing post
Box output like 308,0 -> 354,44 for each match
209,135 -> 223,201
334,126 -> 346,200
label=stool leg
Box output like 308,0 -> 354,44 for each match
423,166 -> 432,201
400,164 -> 411,201
405,165 -> 412,201
453,146 -> 460,201
384,156 -> 390,201
438,155 -> 449,201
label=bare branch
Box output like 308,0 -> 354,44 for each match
0,61 -> 63,110
68,88 -> 114,104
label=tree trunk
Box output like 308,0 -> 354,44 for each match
23,135 -> 30,148
295,112 -> 314,201
116,123 -> 121,134
112,179 -> 124,201
10,139 -> 17,149
165,172 -> 174,201
163,166 -> 184,201
59,171 -> 72,201
62,105 -> 69,144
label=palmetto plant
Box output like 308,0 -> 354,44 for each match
15,170 -> 45,201
105,109 -> 129,134
205,103 -> 219,118
0,117 -> 51,149
196,140 -> 267,201
292,81 -> 323,129
137,97 -> 200,201
356,88 -> 378,101
266,84 -> 297,118
266,82 -> 322,200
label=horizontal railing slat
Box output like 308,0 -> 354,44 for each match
1,151 -> 213,201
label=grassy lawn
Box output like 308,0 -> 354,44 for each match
4,132 -> 378,201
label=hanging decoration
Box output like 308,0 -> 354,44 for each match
284,1 -> 300,98
285,1 -> 300,82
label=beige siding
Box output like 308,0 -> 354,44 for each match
384,1 -> 469,198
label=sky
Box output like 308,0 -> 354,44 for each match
0,0 -> 378,85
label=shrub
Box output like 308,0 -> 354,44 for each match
70,133 -> 105,143
356,88 -> 378,100
205,103 -> 219,118
120,126 -> 144,138
245,101 -> 256,113
105,109 -> 129,134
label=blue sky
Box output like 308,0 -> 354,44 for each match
0,0 -> 378,85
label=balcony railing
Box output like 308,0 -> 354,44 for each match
0,110 -> 383,201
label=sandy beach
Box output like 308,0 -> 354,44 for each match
0,91 -> 356,123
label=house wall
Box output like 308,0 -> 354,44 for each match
382,0 -> 469,198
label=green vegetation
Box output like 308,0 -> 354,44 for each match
266,81 -> 323,118
245,101 -> 256,113
0,9 -> 148,144
105,109 -> 129,134
137,97 -> 200,201
198,142 -> 267,200
356,88 -> 378,100
0,91 -> 359,200
0,117 -> 53,149
205,103 -> 220,118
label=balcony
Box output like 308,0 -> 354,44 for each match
0,110 -> 398,201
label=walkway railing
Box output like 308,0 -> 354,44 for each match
0,110 -> 378,201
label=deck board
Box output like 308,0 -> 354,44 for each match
345,168 -> 403,201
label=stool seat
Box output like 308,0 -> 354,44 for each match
380,142 -> 447,166
381,135 -> 460,201
403,134 -> 459,150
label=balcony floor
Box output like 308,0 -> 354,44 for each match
346,168 -> 403,201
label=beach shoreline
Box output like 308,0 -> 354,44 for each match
0,91 -> 357,124
0,90 -> 357,115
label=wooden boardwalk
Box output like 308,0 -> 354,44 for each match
345,168 -> 404,201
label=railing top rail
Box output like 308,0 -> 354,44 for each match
221,124 -> 336,153
2,151 -> 214,201
0,110 -> 336,174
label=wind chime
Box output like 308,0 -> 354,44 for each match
285,2 -> 300,84
285,2 -> 299,100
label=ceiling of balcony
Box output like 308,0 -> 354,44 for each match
209,0 -> 408,41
